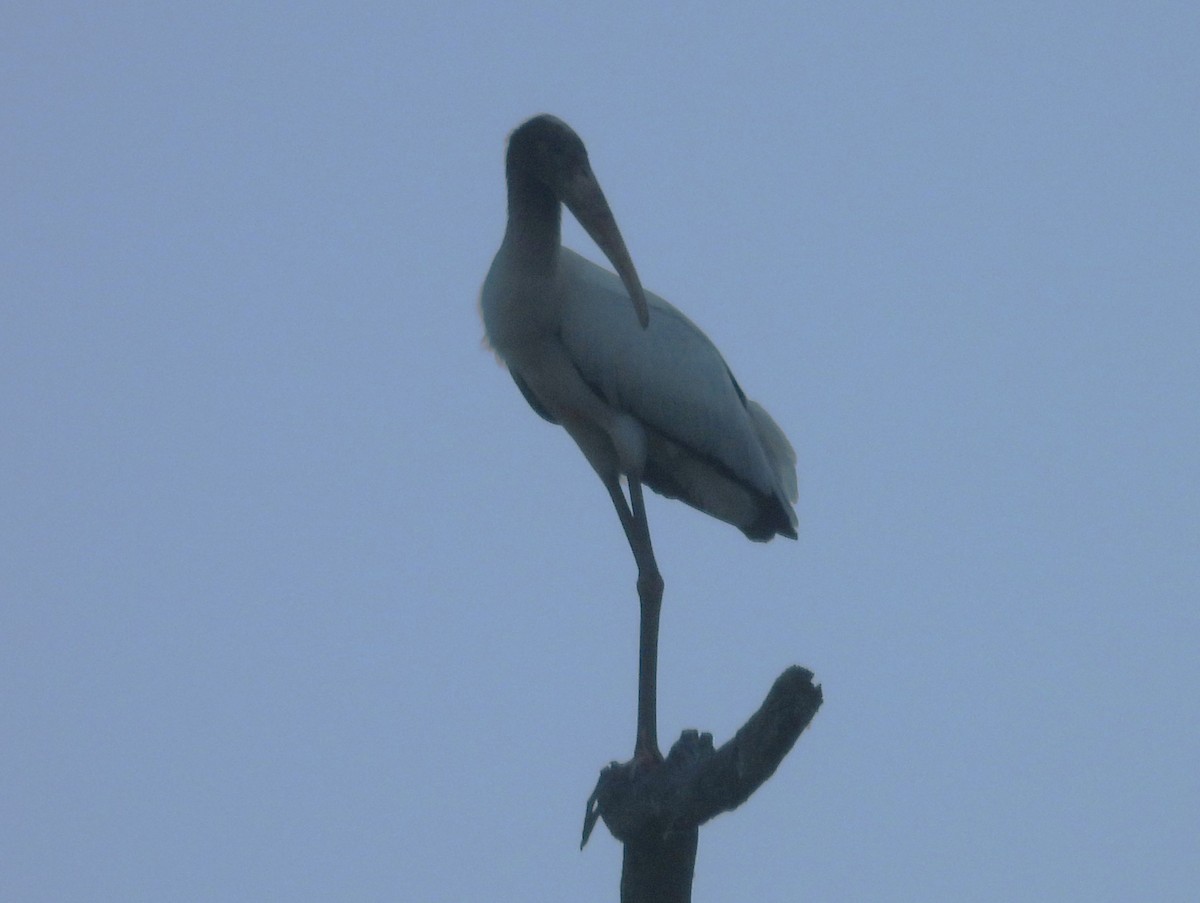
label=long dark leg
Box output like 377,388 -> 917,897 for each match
604,476 -> 664,762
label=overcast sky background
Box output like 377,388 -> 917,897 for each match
3,4 -> 1197,901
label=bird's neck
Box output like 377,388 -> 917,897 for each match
503,168 -> 562,273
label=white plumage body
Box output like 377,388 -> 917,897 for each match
483,246 -> 797,540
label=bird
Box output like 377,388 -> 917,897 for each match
481,114 -> 797,762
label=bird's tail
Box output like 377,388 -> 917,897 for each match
747,400 -> 798,505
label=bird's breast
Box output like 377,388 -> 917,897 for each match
481,252 -> 565,364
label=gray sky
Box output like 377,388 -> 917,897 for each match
3,3 -> 1197,900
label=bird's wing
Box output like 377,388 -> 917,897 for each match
557,249 -> 790,502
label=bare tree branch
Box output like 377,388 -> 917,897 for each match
582,666 -> 822,902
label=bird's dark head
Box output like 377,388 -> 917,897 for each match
506,114 -> 590,193
504,114 -> 650,329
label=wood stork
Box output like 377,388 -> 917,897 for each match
481,115 -> 797,761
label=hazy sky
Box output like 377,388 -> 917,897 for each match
3,4 -> 1197,900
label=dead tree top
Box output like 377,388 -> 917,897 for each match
582,666 -> 823,903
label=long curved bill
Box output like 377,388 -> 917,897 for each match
559,165 -> 650,329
